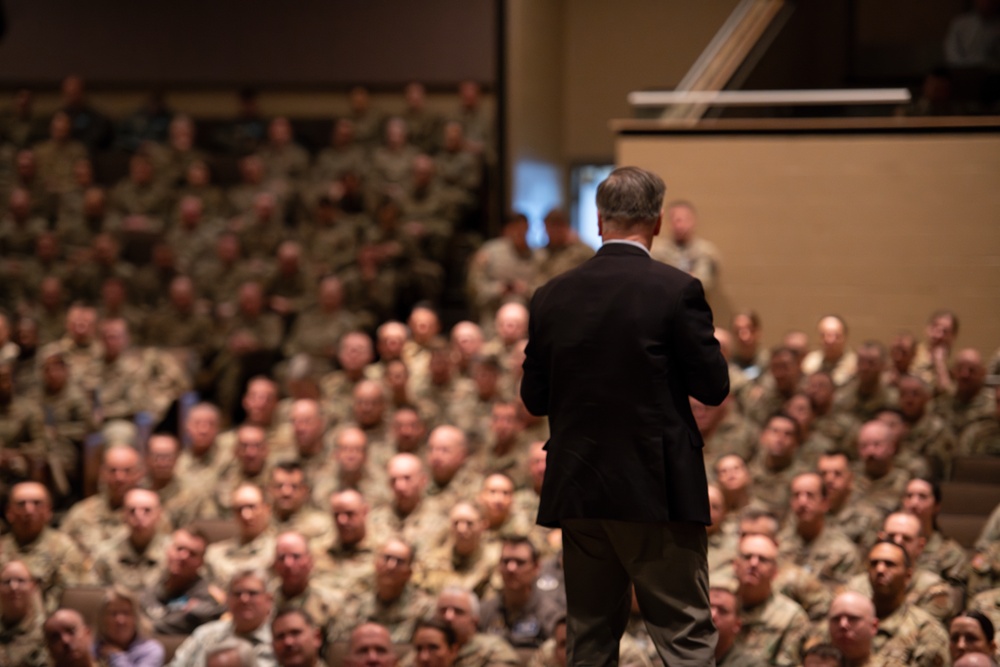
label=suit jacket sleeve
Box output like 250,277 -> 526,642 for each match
672,278 -> 729,406
520,291 -> 549,416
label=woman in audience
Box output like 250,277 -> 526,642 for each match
94,587 -> 165,667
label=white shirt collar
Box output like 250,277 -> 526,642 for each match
602,239 -> 651,256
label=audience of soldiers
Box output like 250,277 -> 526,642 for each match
1,75 -> 1000,667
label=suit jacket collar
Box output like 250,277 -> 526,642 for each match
598,240 -> 652,258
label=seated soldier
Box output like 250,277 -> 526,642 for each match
902,477 -> 971,596
853,419 -> 911,517
741,347 -> 802,427
844,512 -> 955,622
801,316 -> 857,387
747,413 -> 809,521
344,622 -> 399,667
817,451 -> 882,552
707,484 -> 739,574
348,536 -> 434,644
470,402 -> 531,488
420,501 -> 501,598
865,539 -> 950,667
424,425 -> 483,513
312,489 -> 376,599
731,533 -> 809,666
169,568 -> 277,667
782,391 -> 838,467
826,591 -> 879,667
969,502 -> 1000,595
710,586 -> 754,667
804,371 -> 860,452
271,531 -> 344,634
140,527 -> 225,635
93,488 -> 170,593
959,385 -> 1000,457
435,587 -> 520,667
0,482 -> 91,612
478,536 -> 563,651
693,394 -> 759,469
204,483 -> 276,587
368,453 -> 449,556
319,331 -> 375,425
896,375 -> 956,480
144,433 -> 191,527
834,340 -> 898,423
0,560 -> 47,667
267,461 -> 332,541
272,607 -> 324,667
934,348 -> 994,437
479,473 -> 532,546
776,472 -> 861,587
211,425 -> 272,518
60,443 -> 144,557
311,426 -> 389,509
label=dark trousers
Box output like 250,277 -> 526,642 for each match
561,518 -> 716,667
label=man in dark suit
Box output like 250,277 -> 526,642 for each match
521,166 -> 729,666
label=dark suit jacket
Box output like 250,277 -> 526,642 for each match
521,242 -> 729,527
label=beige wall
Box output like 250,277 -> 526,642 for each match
505,0 -> 739,206
618,130 -> 1000,356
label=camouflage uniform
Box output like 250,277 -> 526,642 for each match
735,592 -> 809,667
59,493 -> 127,557
801,351 -> 858,388
0,609 -> 47,667
844,569 -> 955,622
933,386 -> 995,437
311,144 -> 368,184
283,307 -> 359,362
417,540 -> 501,597
970,503 -> 1000,595
853,467 -> 910,517
143,305 -> 214,355
747,456 -> 809,521
872,603 -> 949,667
0,527 -> 92,612
168,619 -> 276,667
465,238 -> 537,324
533,240 -> 595,288
92,532 -> 169,594
529,631 -> 652,667
367,500 -> 450,557
968,587 -> 1000,640
703,412 -> 759,470
901,412 -> 956,480
274,581 -> 346,628
424,466 -> 485,515
469,435 -> 533,491
311,536 -> 376,600
454,632 -> 522,667
0,396 -> 47,495
272,507 -> 333,543
650,236 -> 720,294
203,530 -> 277,588
109,178 -> 171,223
34,139 -> 88,194
740,383 -> 795,428
811,410 -> 860,454
919,530 -> 970,593
827,494 -> 884,552
959,414 -> 1000,457
775,524 -> 861,586
348,584 -> 435,644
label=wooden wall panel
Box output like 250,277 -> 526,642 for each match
618,131 -> 1000,356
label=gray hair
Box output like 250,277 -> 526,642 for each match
440,586 -> 481,619
596,166 -> 666,228
205,638 -> 258,667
